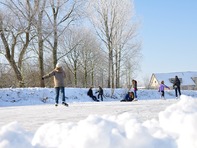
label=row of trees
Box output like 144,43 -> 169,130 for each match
0,0 -> 141,88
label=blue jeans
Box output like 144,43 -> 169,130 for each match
98,94 -> 103,101
175,86 -> 181,97
55,87 -> 65,104
134,90 -> 137,98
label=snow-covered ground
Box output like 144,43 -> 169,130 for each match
0,87 -> 197,148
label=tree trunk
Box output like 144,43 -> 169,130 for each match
52,8 -> 58,68
36,0 -> 46,87
9,59 -> 24,87
74,61 -> 77,87
84,60 -> 88,88
38,40 -> 45,87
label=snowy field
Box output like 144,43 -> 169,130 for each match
0,88 -> 197,148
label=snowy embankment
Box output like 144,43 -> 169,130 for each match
1,87 -> 197,106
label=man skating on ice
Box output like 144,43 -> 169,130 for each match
42,63 -> 68,106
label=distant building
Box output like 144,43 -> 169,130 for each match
149,71 -> 197,90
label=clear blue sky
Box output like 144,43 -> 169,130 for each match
134,0 -> 197,83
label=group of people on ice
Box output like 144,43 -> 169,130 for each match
158,75 -> 181,99
88,79 -> 138,102
87,86 -> 103,102
41,62 -> 181,106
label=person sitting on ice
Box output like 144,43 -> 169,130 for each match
120,91 -> 135,102
87,87 -> 99,102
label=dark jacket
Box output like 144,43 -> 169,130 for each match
87,88 -> 94,97
173,76 -> 181,87
121,92 -> 134,102
96,87 -> 103,95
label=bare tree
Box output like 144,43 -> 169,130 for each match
45,0 -> 84,68
113,20 -> 141,88
60,29 -> 83,87
87,0 -> 141,89
60,28 -> 103,87
79,30 -> 102,87
0,0 -> 34,87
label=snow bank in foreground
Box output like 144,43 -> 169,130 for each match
1,95 -> 197,148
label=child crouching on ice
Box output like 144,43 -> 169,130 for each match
158,80 -> 170,99
120,91 -> 135,102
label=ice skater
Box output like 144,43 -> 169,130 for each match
158,80 -> 170,99
173,75 -> 181,98
42,63 -> 68,107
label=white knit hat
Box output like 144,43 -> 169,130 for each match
56,63 -> 61,68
